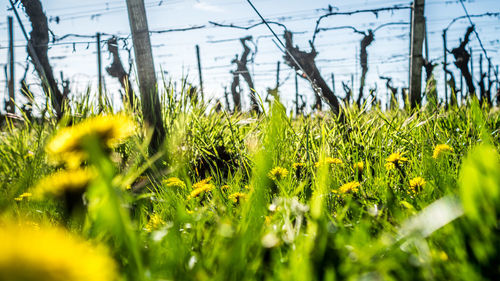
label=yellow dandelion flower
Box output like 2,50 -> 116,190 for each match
228,192 -> 247,203
14,192 -> 32,202
315,157 -> 343,167
163,177 -> 186,189
192,177 -> 213,189
385,162 -> 395,170
144,214 -> 165,232
32,169 -> 94,198
438,251 -> 448,261
338,181 -> 361,194
46,114 -> 136,168
220,185 -> 230,190
24,151 -> 34,159
0,222 -> 117,281
188,183 -> 214,200
292,162 -> 305,169
409,177 -> 426,194
354,161 -> 364,173
264,215 -> 272,225
325,157 -> 343,165
21,221 -> 41,231
385,152 -> 408,170
432,144 -> 453,159
293,162 -> 306,178
268,167 -> 289,181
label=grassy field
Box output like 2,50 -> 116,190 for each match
1,90 -> 500,280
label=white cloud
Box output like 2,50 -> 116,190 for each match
193,1 -> 224,12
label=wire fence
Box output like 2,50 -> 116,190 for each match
1,0 -> 499,114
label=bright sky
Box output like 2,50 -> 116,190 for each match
1,0 -> 499,113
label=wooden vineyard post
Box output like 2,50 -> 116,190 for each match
7,16 -> 14,114
126,0 -> 165,152
470,47 -> 474,95
96,32 -> 103,110
295,73 -> 299,116
409,0 -> 425,108
443,30 -> 447,108
331,73 -> 335,95
196,45 -> 204,101
275,61 -> 280,91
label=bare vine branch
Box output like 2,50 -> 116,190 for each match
316,26 -> 366,35
312,4 -> 411,43
316,22 -> 409,38
373,22 -> 410,32
444,12 -> 500,32
451,26 -> 475,96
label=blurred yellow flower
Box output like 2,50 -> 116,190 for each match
292,162 -> 306,178
385,152 -> 408,170
384,162 -> 395,170
14,192 -> 32,202
438,251 -> 448,261
32,169 -> 94,198
264,215 -> 272,225
188,180 -> 215,200
354,161 -> 364,173
315,157 -> 343,167
0,222 -> 117,281
46,114 -> 136,168
192,177 -> 212,189
163,177 -> 186,189
228,192 -> 247,203
338,181 -> 360,194
24,151 -> 34,159
326,157 -> 343,165
268,167 -> 289,181
145,213 -> 165,232
432,144 -> 453,159
292,162 -> 305,169
409,177 -> 426,193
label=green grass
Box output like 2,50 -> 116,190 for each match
1,86 -> 500,281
